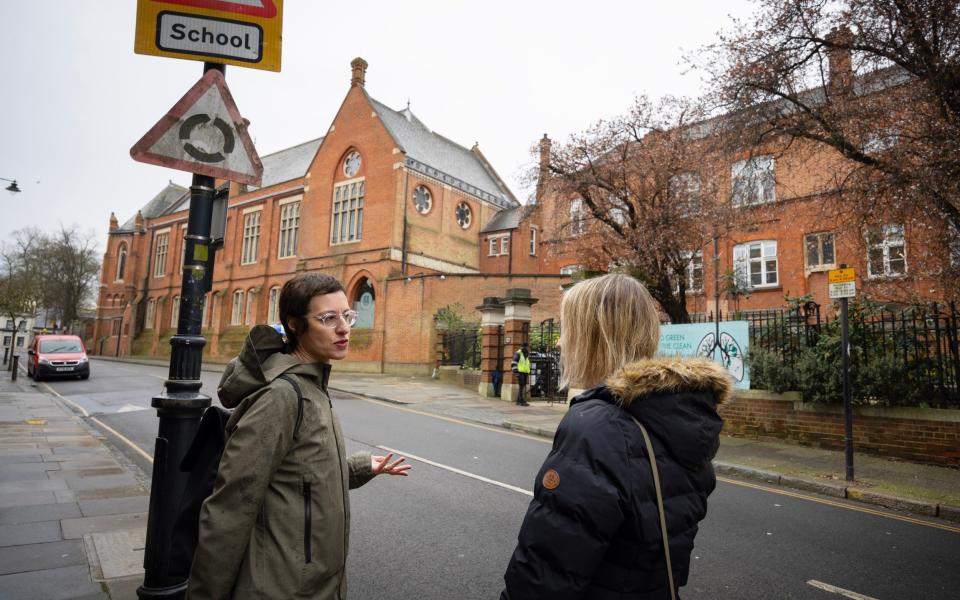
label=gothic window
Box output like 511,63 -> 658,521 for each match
413,185 -> 432,214
353,278 -> 375,329
455,202 -> 472,229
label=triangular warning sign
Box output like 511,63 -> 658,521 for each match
131,69 -> 263,186
153,0 -> 278,18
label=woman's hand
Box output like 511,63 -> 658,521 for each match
372,453 -> 411,476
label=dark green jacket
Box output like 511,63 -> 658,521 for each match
188,325 -> 374,600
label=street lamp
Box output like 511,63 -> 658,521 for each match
1,177 -> 21,195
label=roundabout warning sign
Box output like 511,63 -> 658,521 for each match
130,69 -> 263,185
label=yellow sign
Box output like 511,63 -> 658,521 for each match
135,0 -> 283,72
828,268 -> 855,284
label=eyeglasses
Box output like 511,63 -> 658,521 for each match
313,310 -> 359,328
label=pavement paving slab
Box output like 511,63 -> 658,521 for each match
0,502 -> 83,525
78,496 -> 150,519
0,564 -> 106,600
0,490 -> 60,509
85,529 -> 145,580
0,520 -> 63,547
0,539 -> 87,576
60,512 -> 148,540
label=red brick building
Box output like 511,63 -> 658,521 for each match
92,59 -> 571,374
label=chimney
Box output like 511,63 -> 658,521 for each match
535,134 -> 552,204
825,26 -> 853,94
109,212 -> 118,231
134,210 -> 144,232
350,57 -> 368,88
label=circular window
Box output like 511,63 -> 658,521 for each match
413,185 -> 432,215
343,151 -> 361,178
455,202 -> 472,229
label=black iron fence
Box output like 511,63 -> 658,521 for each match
441,329 -> 481,370
529,319 -> 564,401
687,301 -> 959,408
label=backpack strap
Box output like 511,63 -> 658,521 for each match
276,374 -> 305,440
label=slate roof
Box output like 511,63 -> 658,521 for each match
247,137 -> 323,191
116,182 -> 189,232
480,206 -> 524,233
369,97 -> 518,210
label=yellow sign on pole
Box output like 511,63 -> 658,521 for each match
828,267 -> 856,284
135,0 -> 283,72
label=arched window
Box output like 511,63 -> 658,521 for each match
231,290 -> 244,325
115,243 -> 128,281
201,293 -> 210,329
171,296 -> 180,328
244,289 -> 256,325
267,286 -> 281,323
144,298 -> 156,330
352,278 -> 375,329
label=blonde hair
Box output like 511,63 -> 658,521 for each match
559,274 -> 660,390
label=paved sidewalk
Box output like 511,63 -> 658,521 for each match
0,369 -> 147,599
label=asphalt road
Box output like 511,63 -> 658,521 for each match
27,358 -> 960,600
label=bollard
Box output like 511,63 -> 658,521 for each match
11,355 -> 18,381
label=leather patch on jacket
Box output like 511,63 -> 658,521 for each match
542,469 -> 560,490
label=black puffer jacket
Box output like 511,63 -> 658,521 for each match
501,357 -> 731,600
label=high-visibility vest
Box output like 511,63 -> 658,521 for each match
517,353 -> 531,374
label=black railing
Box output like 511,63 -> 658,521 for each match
685,301 -> 959,408
529,319 -> 564,401
441,329 -> 481,370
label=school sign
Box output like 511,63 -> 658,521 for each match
658,322 -> 750,389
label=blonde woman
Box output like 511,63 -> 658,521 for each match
501,274 -> 731,600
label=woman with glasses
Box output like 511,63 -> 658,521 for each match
189,273 -> 410,600
501,273 -> 730,600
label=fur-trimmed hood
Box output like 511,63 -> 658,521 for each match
606,357 -> 733,407
572,357 -> 729,471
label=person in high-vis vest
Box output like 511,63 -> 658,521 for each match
512,343 -> 531,406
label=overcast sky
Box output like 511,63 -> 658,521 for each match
0,1 -> 756,254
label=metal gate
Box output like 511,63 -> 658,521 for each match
529,318 -> 563,402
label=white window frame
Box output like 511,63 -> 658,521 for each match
570,198 -> 586,237
170,296 -> 180,328
267,286 -> 281,323
669,172 -> 701,215
244,289 -> 256,325
866,224 -> 907,279
804,231 -> 836,271
560,264 -> 582,275
731,155 -> 775,206
277,198 -> 301,259
529,226 -> 537,256
488,237 -> 498,256
331,179 -> 365,245
153,229 -> 170,278
733,240 -> 779,289
179,224 -> 188,273
144,298 -> 156,330
115,243 -> 128,282
676,251 -> 704,293
240,208 -> 262,265
500,236 -> 509,256
231,290 -> 243,326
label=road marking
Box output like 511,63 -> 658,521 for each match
39,382 -> 154,464
40,382 -> 90,417
346,393 -> 551,444
377,445 -> 533,497
807,580 -> 879,600
90,417 -> 154,464
717,476 -> 960,534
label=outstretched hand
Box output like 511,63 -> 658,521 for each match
372,453 -> 411,477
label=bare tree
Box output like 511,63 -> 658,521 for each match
0,229 -> 46,331
699,0 -> 960,293
541,95 -> 733,323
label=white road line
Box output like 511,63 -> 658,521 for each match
807,580 -> 880,600
377,445 -> 533,497
90,417 -> 154,464
41,382 -> 90,418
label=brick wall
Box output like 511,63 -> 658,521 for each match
720,390 -> 960,466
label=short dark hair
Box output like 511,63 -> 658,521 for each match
279,273 -> 345,351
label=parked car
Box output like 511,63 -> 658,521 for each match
27,334 -> 90,381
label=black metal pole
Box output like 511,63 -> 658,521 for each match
116,314 -> 124,357
839,262 -> 854,481
137,62 -> 223,600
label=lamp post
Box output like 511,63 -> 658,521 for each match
1,177 -> 21,195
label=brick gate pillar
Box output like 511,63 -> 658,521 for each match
500,288 -> 538,403
476,297 -> 504,398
